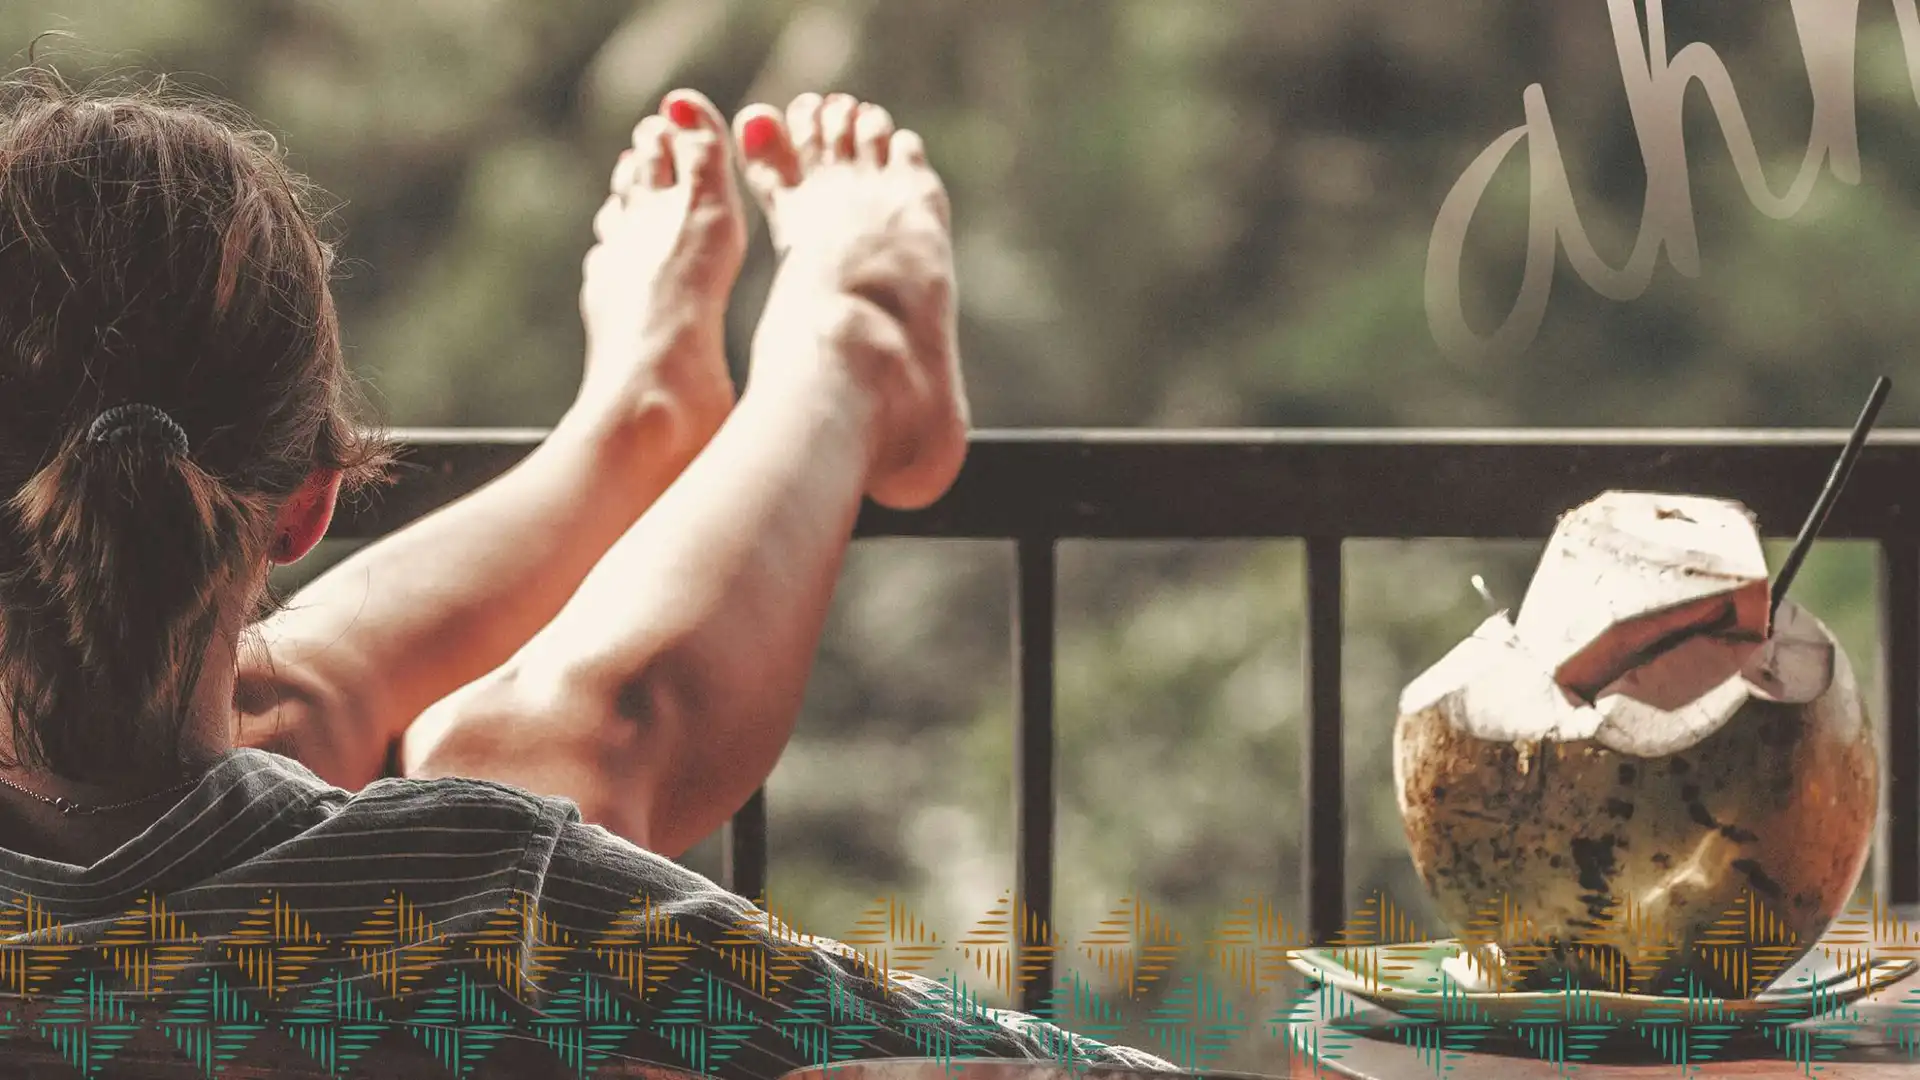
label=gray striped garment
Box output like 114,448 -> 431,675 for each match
0,749 -> 1176,1078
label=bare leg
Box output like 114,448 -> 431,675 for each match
401,94 -> 967,857
237,91 -> 743,788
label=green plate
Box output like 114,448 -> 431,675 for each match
1286,941 -> 1917,1025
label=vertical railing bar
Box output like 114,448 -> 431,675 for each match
1881,542 -> 1920,908
722,789 -> 769,903
1014,537 -> 1058,1014
1304,537 -> 1346,945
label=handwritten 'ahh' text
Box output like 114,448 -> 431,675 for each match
1426,0 -> 1920,359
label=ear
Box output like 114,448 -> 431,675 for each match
269,469 -> 343,565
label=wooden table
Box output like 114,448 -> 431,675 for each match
1283,967 -> 1920,1079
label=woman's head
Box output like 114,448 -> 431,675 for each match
0,69 -> 389,782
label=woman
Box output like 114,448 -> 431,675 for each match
0,69 -> 1173,1078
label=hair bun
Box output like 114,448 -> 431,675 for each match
87,403 -> 190,456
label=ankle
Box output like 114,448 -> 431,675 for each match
754,289 -> 914,393
576,321 -> 731,435
745,292 -> 917,472
553,378 -> 723,487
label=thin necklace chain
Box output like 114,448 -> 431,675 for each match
0,771 -> 202,817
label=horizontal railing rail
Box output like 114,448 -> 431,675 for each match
346,428 -> 1920,1013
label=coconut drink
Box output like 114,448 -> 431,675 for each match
1394,490 -> 1878,999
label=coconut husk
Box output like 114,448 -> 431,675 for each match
1395,491 -> 1871,999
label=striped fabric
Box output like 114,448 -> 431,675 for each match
0,749 -> 1176,1078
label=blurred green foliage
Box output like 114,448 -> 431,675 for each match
6,1 -> 1913,1068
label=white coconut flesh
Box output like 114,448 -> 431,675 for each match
1511,491 -> 1771,700
1398,491 -> 1835,761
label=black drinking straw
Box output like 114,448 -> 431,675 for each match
1770,376 -> 1893,621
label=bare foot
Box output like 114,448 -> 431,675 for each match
577,89 -> 743,452
732,93 -> 969,511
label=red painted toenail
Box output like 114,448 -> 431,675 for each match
668,100 -> 701,128
741,116 -> 779,155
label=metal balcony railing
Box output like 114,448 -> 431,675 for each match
340,428 -> 1920,1013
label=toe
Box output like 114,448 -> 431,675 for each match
591,193 -> 623,242
890,128 -> 949,225
733,104 -> 801,217
630,115 -> 677,190
668,125 -> 730,203
662,88 -> 727,136
609,149 -> 640,198
661,91 -> 732,203
786,92 -> 826,170
820,93 -> 859,162
888,128 -> 930,170
854,103 -> 895,167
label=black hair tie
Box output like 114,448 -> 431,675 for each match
87,403 -> 190,457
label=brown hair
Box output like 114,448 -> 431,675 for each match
0,67 -> 391,782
